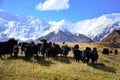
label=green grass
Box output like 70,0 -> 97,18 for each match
0,43 -> 120,80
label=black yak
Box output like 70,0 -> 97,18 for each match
0,39 -> 18,59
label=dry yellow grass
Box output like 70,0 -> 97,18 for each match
0,42 -> 120,80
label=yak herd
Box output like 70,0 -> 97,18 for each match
0,39 -> 118,64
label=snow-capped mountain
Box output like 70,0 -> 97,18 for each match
50,13 -> 120,41
0,10 -> 51,41
0,10 -> 120,42
73,13 -> 120,41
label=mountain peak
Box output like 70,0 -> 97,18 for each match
37,30 -> 91,43
54,30 -> 61,34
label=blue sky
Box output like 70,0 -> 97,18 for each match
0,0 -> 120,22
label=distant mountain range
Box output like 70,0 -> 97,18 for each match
0,10 -> 120,42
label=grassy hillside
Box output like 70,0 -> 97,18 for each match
0,42 -> 120,80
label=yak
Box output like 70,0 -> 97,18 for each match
0,39 -> 18,59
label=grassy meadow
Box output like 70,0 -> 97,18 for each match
0,42 -> 120,80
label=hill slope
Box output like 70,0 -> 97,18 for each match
102,30 -> 120,42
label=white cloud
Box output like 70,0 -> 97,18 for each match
49,19 -> 65,30
35,0 -> 70,11
48,19 -> 75,32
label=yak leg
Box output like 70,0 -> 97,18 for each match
36,53 -> 38,58
41,52 -> 45,58
10,53 -> 13,57
0,55 -> 2,59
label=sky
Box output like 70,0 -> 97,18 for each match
0,0 -> 120,22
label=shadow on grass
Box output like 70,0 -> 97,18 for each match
52,56 -> 73,64
34,56 -> 54,66
88,63 -> 116,73
6,55 -> 74,65
7,56 -> 54,66
7,56 -> 26,60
